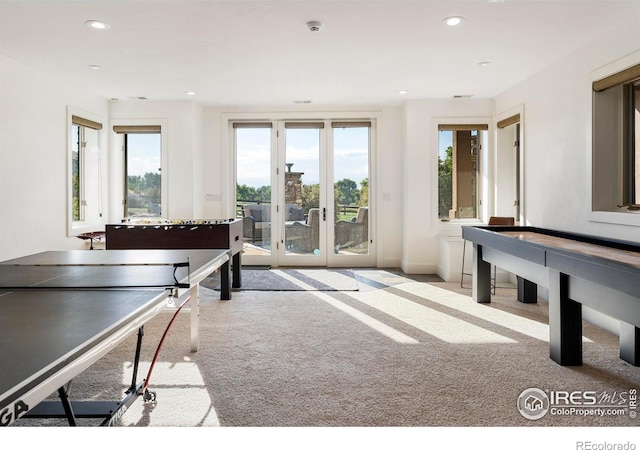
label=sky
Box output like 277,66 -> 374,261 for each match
126,133 -> 162,176
236,126 -> 370,189
126,128 -> 446,184
439,130 -> 453,160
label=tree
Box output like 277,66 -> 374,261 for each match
236,184 -> 253,202
143,172 -> 161,199
301,183 -> 320,212
237,184 -> 271,203
438,146 -> 453,218
255,185 -> 271,202
359,177 -> 369,206
335,178 -> 359,206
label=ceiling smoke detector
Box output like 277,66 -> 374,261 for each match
306,21 -> 323,32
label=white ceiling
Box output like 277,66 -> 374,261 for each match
1,0 -> 639,107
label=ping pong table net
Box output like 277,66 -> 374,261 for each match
0,260 -> 191,290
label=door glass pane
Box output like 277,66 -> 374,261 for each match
284,127 -> 320,256
333,126 -> 369,255
125,133 -> 161,218
236,127 -> 272,255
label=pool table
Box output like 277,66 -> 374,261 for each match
461,225 -> 640,367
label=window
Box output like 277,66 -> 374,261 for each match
113,126 -> 162,218
623,79 -> 640,207
438,124 -> 487,220
592,63 -> 640,212
71,123 -> 83,221
68,111 -> 105,235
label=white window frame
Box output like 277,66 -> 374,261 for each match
110,118 -> 169,221
432,117 -> 492,232
66,106 -> 107,236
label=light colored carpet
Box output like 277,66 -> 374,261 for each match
202,267 -> 359,291
12,269 -> 640,445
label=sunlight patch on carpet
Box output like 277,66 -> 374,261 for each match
355,270 -> 423,286
118,360 -> 220,426
269,268 -> 358,290
393,282 -> 592,344
203,267 -> 359,291
274,270 -> 419,344
346,288 -> 517,344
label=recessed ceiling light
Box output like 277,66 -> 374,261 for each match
398,90 -> 408,95
85,20 -> 110,30
478,61 -> 491,67
444,16 -> 465,26
88,64 -> 101,70
185,91 -> 196,96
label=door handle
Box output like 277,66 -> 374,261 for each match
322,207 -> 326,221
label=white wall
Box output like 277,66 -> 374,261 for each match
202,105 -> 405,268
375,106 -> 404,268
201,108 -> 228,220
0,55 -> 406,266
109,99 -> 203,221
401,98 -> 494,274
494,23 -> 640,242
2,18 -> 637,271
0,55 -> 109,260
493,22 -> 640,334
109,102 -> 406,268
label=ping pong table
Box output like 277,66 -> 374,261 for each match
0,249 -> 229,426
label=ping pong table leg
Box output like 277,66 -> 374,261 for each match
58,384 -> 77,426
127,326 -> 145,395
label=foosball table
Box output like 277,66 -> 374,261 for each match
105,218 -> 242,290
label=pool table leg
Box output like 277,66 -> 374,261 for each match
472,243 -> 492,303
548,270 -> 583,366
517,276 -> 538,303
619,322 -> 640,366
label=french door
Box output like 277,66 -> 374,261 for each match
235,119 -> 374,267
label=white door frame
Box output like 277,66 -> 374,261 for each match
227,112 -> 377,268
